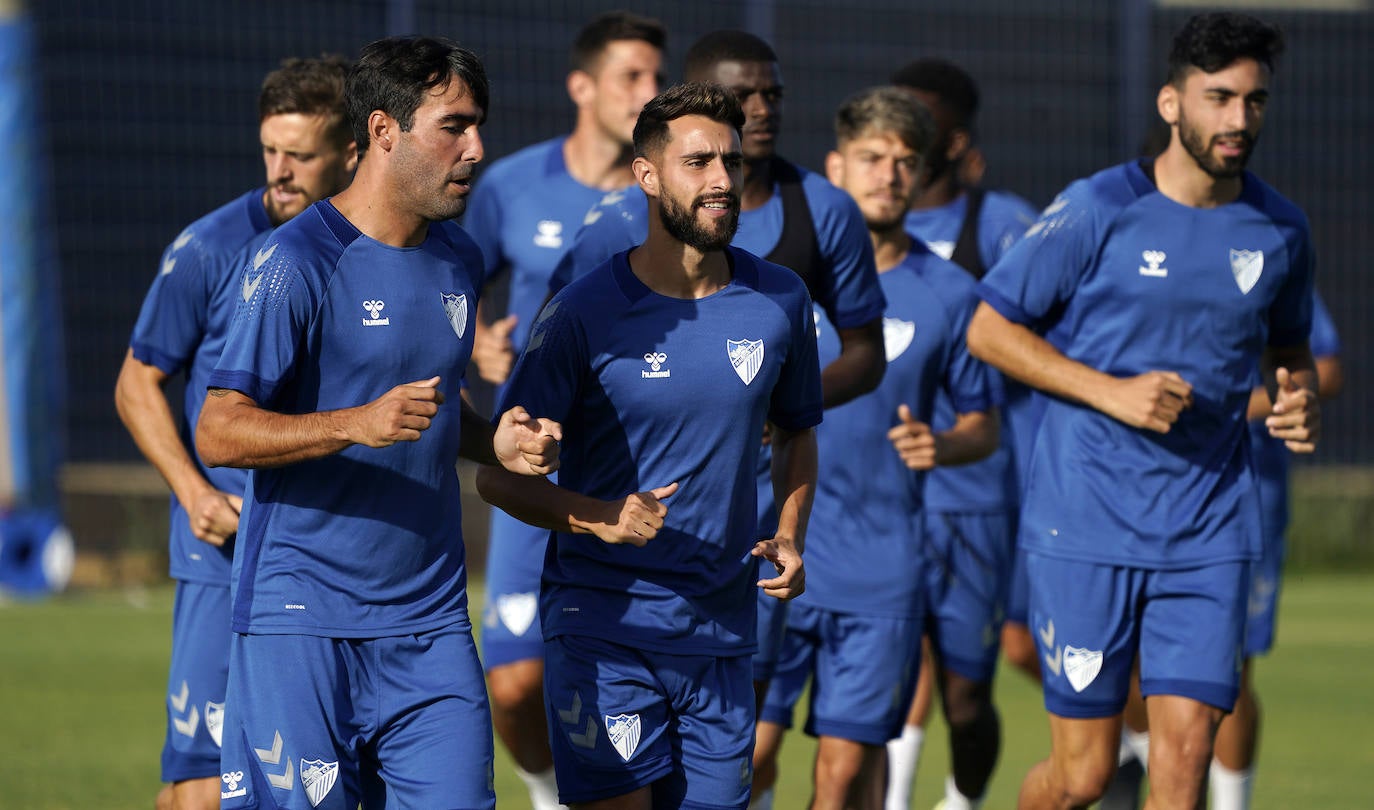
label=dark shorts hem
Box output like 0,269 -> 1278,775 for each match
556,759 -> 673,805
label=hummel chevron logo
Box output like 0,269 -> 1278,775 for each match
1038,620 -> 1055,649
254,730 -> 294,790
569,716 -> 598,749
557,691 -> 583,724
255,730 -> 285,764
1044,646 -> 1063,677
557,691 -> 599,749
173,705 -> 200,738
173,231 -> 194,250
242,271 -> 264,302
161,256 -> 177,275
170,680 -> 191,713
254,243 -> 277,270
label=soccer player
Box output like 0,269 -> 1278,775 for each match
549,29 -> 886,705
461,13 -> 665,808
195,38 -> 560,810
966,13 -> 1320,809
884,57 -> 1037,810
477,81 -> 820,810
750,86 -> 998,810
113,56 -> 356,810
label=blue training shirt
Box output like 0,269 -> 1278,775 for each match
978,160 -> 1314,569
129,187 -> 271,585
801,242 -> 992,618
209,200 -> 484,637
499,247 -> 823,656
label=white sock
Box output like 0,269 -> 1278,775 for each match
884,724 -> 925,810
515,765 -> 566,810
749,787 -> 775,810
1209,759 -> 1254,810
941,774 -> 983,810
1123,728 -> 1150,773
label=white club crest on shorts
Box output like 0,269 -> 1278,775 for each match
1230,249 -> 1263,294
1063,646 -> 1104,693
497,592 -> 538,637
300,758 -> 339,807
205,701 -> 225,748
882,318 -> 915,361
727,338 -> 764,385
441,292 -> 469,339
606,713 -> 642,762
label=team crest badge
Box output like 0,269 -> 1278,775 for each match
1063,646 -> 1104,693
205,701 -> 225,748
1230,249 -> 1263,294
727,338 -> 764,385
300,759 -> 339,807
441,292 -> 469,339
497,592 -> 538,637
605,713 -> 642,762
882,318 -> 915,361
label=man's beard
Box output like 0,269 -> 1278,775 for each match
1178,109 -> 1256,179
659,188 -> 740,252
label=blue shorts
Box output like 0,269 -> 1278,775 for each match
1005,542 -> 1032,625
925,510 -> 1015,682
1245,471 -> 1288,657
752,557 -> 789,682
480,506 -> 548,669
1028,553 -> 1248,718
219,625 -> 494,810
760,602 -> 922,745
544,635 -> 754,809
162,580 -> 232,783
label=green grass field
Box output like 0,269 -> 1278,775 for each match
2,574 -> 1371,809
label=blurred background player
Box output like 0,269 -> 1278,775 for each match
750,86 -> 999,810
113,56 -> 355,810
967,12 -> 1319,808
460,12 -> 665,809
478,81 -> 818,810
884,56 -> 1037,810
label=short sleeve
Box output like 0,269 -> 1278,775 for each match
940,283 -> 995,415
497,293 -> 588,427
807,180 -> 886,330
208,241 -> 313,406
1309,289 -> 1341,358
1266,222 -> 1314,348
128,231 -> 214,375
768,287 -> 824,432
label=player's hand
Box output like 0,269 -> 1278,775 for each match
1100,371 -> 1193,433
1267,367 -> 1320,453
495,405 -> 562,475
187,489 -> 243,547
593,482 -> 678,547
472,314 -> 518,385
887,404 -> 938,470
352,377 -> 445,447
753,536 -> 804,600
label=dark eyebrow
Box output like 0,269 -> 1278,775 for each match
438,112 -> 482,127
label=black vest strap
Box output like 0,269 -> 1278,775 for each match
763,158 -> 826,300
950,186 -> 987,279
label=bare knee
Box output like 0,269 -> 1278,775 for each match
170,777 -> 221,810
1054,754 -> 1118,806
488,659 -> 543,712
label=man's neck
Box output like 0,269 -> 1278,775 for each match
330,170 -> 429,247
909,169 -> 959,211
632,216 -> 732,299
740,155 -> 777,211
1153,144 -> 1243,209
563,126 -> 636,191
870,223 -> 912,274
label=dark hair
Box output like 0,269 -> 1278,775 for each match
1167,12 -> 1284,85
835,86 -> 936,160
684,30 -> 777,80
259,56 -> 353,148
346,37 -> 489,156
570,10 -> 666,73
889,58 -> 979,130
633,82 -> 745,159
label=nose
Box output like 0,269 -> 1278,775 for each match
1227,98 -> 1250,132
266,152 -> 292,182
876,157 -> 898,187
707,157 -> 734,192
636,74 -> 660,109
465,127 -> 485,164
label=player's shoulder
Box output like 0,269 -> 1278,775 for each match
583,185 -> 649,228
478,137 -> 566,187
1239,171 -> 1311,234
902,245 -> 979,310
734,247 -> 811,306
980,188 -> 1040,227
169,187 -> 271,258
1020,162 -> 1141,242
791,160 -> 859,214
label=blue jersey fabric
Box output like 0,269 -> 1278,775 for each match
129,188 -> 271,584
978,161 -> 1314,569
908,190 -> 1036,513
209,200 -> 483,637
802,244 -> 991,618
499,247 -> 823,656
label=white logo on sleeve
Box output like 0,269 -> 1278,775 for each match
161,256 -> 178,275
242,244 -> 277,301
441,292 -> 468,338
534,220 -> 564,249
727,338 -> 764,385
496,592 -> 538,636
1063,646 -> 1104,692
606,713 -> 643,761
1230,249 -> 1264,294
1139,250 -> 1168,278
362,300 -> 390,326
642,351 -> 670,379
300,759 -> 340,807
173,230 -> 195,250
882,318 -> 916,361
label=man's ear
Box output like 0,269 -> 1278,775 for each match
634,155 -> 658,197
1157,83 -> 1180,127
567,70 -> 594,109
369,110 -> 396,152
824,150 -> 845,187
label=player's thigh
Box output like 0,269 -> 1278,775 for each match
657,652 -> 756,810
480,507 -> 547,669
371,625 -> 496,810
162,581 -> 231,784
925,511 -> 1015,682
1027,553 -> 1143,718
807,608 -> 921,746
1139,562 -> 1249,712
758,600 -> 821,730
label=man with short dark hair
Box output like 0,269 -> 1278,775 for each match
479,81 -> 820,810
197,38 -> 560,810
967,13 -> 1319,808
114,55 -> 356,810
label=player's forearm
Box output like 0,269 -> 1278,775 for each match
114,352 -> 219,507
475,464 -> 608,535
935,410 -> 1000,467
457,400 -> 499,466
769,425 -> 817,553
196,390 -> 356,469
821,319 -> 886,408
1316,355 -> 1343,400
